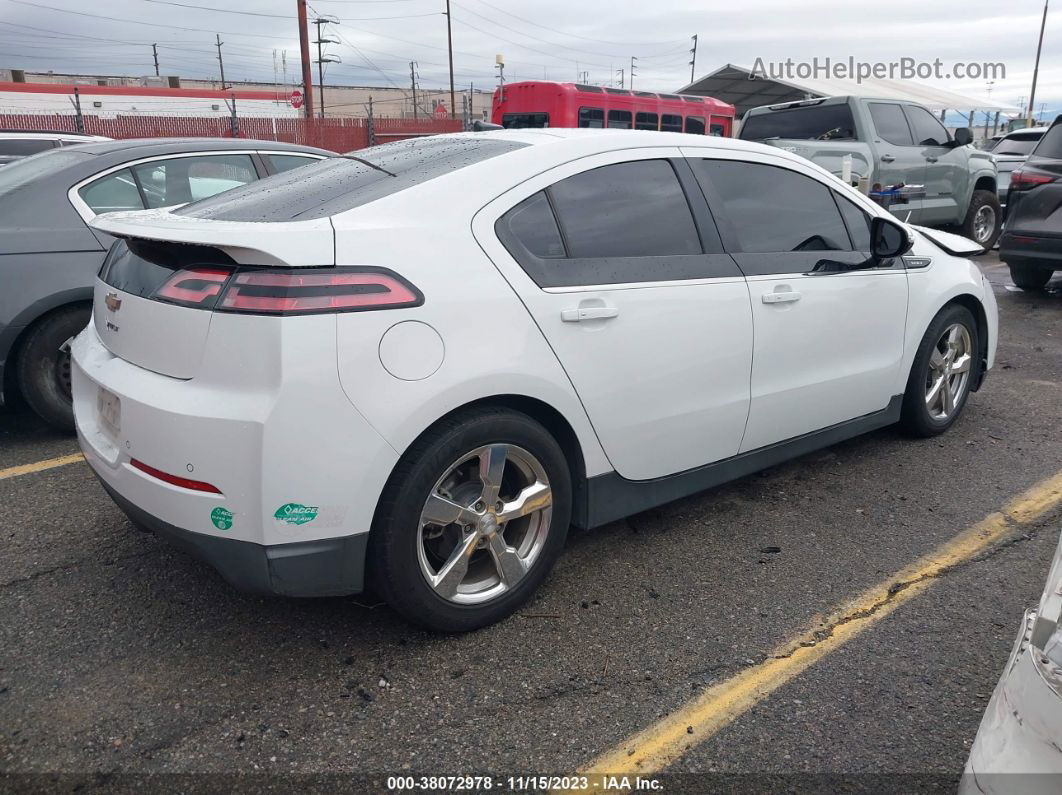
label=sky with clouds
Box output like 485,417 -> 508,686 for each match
1,0 -> 1058,119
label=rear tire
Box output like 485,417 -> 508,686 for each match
370,407 -> 571,632
961,189 -> 1002,249
15,306 -> 90,431
1008,262 -> 1052,291
900,304 -> 980,438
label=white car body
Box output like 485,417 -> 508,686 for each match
70,129 -> 998,623
963,529 -> 1062,793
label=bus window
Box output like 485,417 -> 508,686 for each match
578,107 -> 605,128
635,112 -> 658,131
608,110 -> 632,129
661,114 -> 683,133
709,123 -> 726,136
502,112 -> 549,129
685,116 -> 706,135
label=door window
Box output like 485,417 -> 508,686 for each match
607,110 -> 632,129
835,193 -> 873,251
578,107 -> 604,128
869,103 -> 914,146
78,168 -> 145,214
904,106 -> 950,146
131,154 -> 257,208
693,159 -> 851,254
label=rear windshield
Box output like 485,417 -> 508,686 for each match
992,132 -> 1043,156
0,149 -> 92,198
0,138 -> 56,157
1032,123 -> 1062,159
740,103 -> 856,141
175,136 -> 528,222
99,238 -> 235,297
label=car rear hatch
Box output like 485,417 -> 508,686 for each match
90,209 -> 336,379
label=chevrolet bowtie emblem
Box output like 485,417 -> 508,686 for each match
105,293 -> 122,312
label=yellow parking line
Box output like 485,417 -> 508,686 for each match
579,469 -> 1062,780
0,453 -> 84,481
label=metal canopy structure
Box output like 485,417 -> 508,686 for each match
679,64 -> 1021,119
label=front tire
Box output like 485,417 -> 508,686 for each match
900,304 -> 980,437
370,407 -> 571,632
15,305 -> 90,431
961,189 -> 1002,249
1008,262 -> 1053,291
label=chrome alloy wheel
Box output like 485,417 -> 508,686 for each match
925,323 -> 972,421
416,444 -> 553,605
972,205 -> 996,244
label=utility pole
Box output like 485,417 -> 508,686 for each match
152,43 -> 159,77
495,54 -> 505,105
69,86 -> 85,132
367,96 -> 376,146
296,0 -> 315,120
215,34 -> 227,89
1027,0 -> 1049,127
616,68 -> 624,89
630,56 -> 637,90
444,0 -> 456,119
410,60 -> 418,119
312,15 -> 340,120
689,34 -> 698,84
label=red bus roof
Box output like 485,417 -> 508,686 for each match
0,81 -> 286,102
494,81 -> 735,115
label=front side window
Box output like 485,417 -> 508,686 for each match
79,168 -> 145,214
132,154 -> 257,208
661,114 -> 682,133
685,116 -> 705,135
635,112 -> 658,131
607,110 -> 632,129
501,112 -> 549,129
693,159 -> 850,253
578,107 -> 604,128
835,193 -> 873,251
904,106 -> 950,146
869,103 -> 914,146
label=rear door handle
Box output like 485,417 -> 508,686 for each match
926,156 -> 938,163
561,306 -> 619,322
762,291 -> 802,304
881,155 -> 895,163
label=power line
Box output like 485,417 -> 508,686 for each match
132,0 -> 441,21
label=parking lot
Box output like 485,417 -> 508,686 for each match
1,252 -> 1060,789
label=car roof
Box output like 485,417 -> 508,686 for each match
0,130 -> 110,140
1003,127 -> 1049,136
67,137 -> 333,157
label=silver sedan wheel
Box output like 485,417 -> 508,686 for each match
972,205 -> 996,244
416,444 -> 552,605
925,323 -> 972,421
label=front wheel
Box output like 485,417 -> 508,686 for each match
900,304 -> 980,437
370,408 -> 571,632
961,190 -> 1002,249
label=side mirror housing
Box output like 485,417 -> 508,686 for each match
953,127 -> 973,147
871,216 -> 913,260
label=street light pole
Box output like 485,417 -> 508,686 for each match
444,0 -> 456,119
1027,0 -> 1049,127
296,0 -> 315,120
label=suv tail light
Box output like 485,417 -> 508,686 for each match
143,266 -> 421,315
1010,167 -> 1058,192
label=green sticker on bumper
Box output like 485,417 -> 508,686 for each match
210,507 -> 234,531
274,503 -> 319,526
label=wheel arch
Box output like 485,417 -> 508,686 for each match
973,175 -> 997,196
2,291 -> 92,404
939,292 -> 990,392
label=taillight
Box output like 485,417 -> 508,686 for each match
217,268 -> 422,315
131,459 -> 223,494
153,267 -> 233,308
1010,168 -> 1058,192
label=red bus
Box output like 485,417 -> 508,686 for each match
492,81 -> 735,137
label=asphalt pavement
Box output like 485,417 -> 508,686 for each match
1,252 -> 1060,792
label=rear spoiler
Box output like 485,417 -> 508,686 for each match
910,225 -> 985,257
90,208 -> 335,267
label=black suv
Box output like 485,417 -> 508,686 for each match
1000,115 -> 1062,291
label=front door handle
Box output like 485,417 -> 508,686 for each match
881,154 -> 895,163
762,291 -> 802,304
561,306 -> 619,322
926,156 -> 938,163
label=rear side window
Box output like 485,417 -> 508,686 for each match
176,137 -> 528,222
266,153 -> 322,173
132,154 -> 257,208
685,116 -> 705,135
661,114 -> 682,133
79,168 -> 145,214
549,160 -> 700,258
578,107 -> 604,128
739,103 -> 856,141
635,112 -> 658,131
607,110 -> 632,129
0,138 -> 56,156
501,112 -> 549,128
869,103 -> 914,146
693,159 -> 851,253
502,191 -> 565,258
1033,123 -> 1062,158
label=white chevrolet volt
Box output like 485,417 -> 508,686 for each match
72,130 -> 998,631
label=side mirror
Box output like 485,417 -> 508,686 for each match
871,216 -> 913,260
953,127 -> 973,147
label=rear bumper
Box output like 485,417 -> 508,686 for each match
96,475 -> 367,597
1000,231 -> 1062,268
